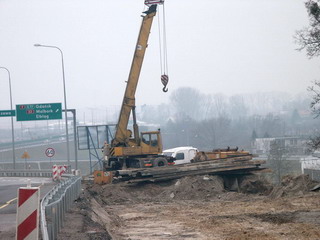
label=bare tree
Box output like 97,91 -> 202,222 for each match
170,87 -> 205,120
260,113 -> 284,137
194,117 -> 231,150
308,80 -> 320,117
295,0 -> 320,57
295,1 -> 320,150
268,140 -> 289,184
205,93 -> 229,119
307,133 -> 320,150
140,103 -> 171,125
229,95 -> 248,119
246,92 -> 289,116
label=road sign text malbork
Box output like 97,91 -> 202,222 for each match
16,103 -> 62,121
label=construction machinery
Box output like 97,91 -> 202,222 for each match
103,3 -> 173,170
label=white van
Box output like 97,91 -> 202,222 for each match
162,146 -> 198,165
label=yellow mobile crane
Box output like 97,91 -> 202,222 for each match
104,3 -> 173,170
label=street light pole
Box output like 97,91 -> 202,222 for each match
34,44 -> 70,169
0,67 -> 16,169
63,109 -> 78,170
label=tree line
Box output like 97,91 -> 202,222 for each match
138,87 -> 318,151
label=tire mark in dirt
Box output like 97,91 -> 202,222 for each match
91,198 -> 205,240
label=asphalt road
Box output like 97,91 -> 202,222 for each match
0,177 -> 55,239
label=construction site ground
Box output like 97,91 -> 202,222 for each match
58,174 -> 320,240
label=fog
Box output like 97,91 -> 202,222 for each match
0,0 -> 319,129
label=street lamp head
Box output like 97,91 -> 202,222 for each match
33,44 -> 61,52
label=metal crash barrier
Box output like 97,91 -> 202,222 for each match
0,170 -> 52,177
40,175 -> 81,240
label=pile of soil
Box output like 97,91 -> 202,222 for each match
238,174 -> 273,195
87,174 -> 319,205
87,179 -> 170,205
156,175 -> 225,200
269,174 -> 319,199
87,174 -> 273,204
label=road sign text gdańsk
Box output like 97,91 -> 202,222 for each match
16,103 -> 62,121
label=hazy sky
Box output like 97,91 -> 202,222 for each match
0,0 -> 319,113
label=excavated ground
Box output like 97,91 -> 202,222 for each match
58,174 -> 320,240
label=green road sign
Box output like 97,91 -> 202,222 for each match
16,103 -> 62,121
0,110 -> 15,117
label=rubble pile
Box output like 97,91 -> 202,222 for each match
269,174 -> 319,199
238,175 -> 273,194
87,174 -> 275,204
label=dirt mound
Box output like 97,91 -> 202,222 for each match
238,175 -> 273,195
269,174 -> 319,199
87,175 -> 226,204
156,175 -> 225,200
87,174 -> 273,204
86,180 -> 169,205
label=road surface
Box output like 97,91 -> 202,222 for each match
0,177 -> 55,239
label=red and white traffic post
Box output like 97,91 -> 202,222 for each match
52,164 -> 59,181
16,185 -> 40,240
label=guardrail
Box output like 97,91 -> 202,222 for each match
40,175 -> 81,240
0,169 -> 52,177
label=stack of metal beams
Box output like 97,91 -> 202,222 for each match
115,152 -> 266,183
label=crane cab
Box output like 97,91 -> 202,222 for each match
140,131 -> 163,154
111,130 -> 163,157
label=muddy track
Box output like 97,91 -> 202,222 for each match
91,198 -> 205,240
58,174 -> 320,240
89,193 -> 320,240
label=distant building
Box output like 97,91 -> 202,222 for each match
252,138 -> 275,155
301,154 -> 320,172
252,136 -> 309,155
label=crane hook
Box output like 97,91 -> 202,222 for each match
161,74 -> 169,93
